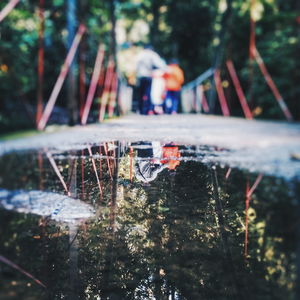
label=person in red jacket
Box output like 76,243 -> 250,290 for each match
163,59 -> 184,114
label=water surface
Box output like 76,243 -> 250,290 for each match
0,141 -> 298,299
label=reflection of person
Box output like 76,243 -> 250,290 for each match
163,59 -> 184,114
135,160 -> 167,183
161,144 -> 181,170
133,142 -> 180,183
134,141 -> 166,183
136,45 -> 166,115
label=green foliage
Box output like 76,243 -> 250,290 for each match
0,146 -> 298,299
119,0 -> 299,120
0,0 -> 299,133
0,0 -> 116,133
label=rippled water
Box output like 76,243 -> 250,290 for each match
0,141 -> 299,299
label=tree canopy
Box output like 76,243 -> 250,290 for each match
0,0 -> 299,132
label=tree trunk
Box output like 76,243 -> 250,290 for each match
211,168 -> 243,300
67,0 -> 78,125
68,157 -> 79,299
36,0 -> 45,126
79,0 -> 88,120
109,0 -> 117,64
208,0 -> 233,114
150,0 -> 161,49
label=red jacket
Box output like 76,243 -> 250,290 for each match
163,64 -> 184,91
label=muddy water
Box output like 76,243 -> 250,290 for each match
0,141 -> 299,300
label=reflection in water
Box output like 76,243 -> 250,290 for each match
134,142 -> 181,183
0,189 -> 94,223
0,141 -> 298,299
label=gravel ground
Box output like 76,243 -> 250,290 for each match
1,114 -> 300,180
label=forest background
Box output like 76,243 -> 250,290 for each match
0,0 -> 299,133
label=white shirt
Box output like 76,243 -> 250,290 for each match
136,49 -> 166,78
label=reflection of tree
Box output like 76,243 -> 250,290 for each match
85,160 -> 297,299
219,169 -> 298,298
0,149 -> 298,299
0,211 -> 70,299
159,162 -> 233,299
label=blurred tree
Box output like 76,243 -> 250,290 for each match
0,146 -> 298,298
0,0 -> 299,134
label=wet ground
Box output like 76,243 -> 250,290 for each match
0,140 -> 299,299
1,114 -> 300,179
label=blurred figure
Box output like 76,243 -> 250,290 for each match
136,44 -> 166,115
163,59 -> 184,114
161,143 -> 181,170
134,141 -> 167,183
151,69 -> 166,115
133,141 -> 181,183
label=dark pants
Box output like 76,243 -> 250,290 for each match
138,77 -> 153,115
164,90 -> 180,114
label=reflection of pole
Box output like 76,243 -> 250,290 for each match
111,145 -> 116,170
67,155 -> 78,299
81,149 -> 85,200
244,174 -> 263,259
87,146 -> 103,201
101,143 -> 119,299
110,141 -> 119,233
247,174 -> 263,198
211,168 -> 241,299
104,143 -> 113,180
36,0 -> 45,126
130,146 -> 133,183
99,146 -> 103,193
225,167 -> 231,180
46,153 -> 70,196
69,222 -> 79,300
67,159 -> 77,191
0,255 -> 46,288
39,215 -> 49,289
244,180 -> 250,259
38,151 -> 44,190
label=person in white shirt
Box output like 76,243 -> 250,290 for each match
136,44 -> 166,115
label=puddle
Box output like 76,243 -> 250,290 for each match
0,141 -> 299,299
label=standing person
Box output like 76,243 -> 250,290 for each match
163,59 -> 184,114
136,44 -> 166,115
